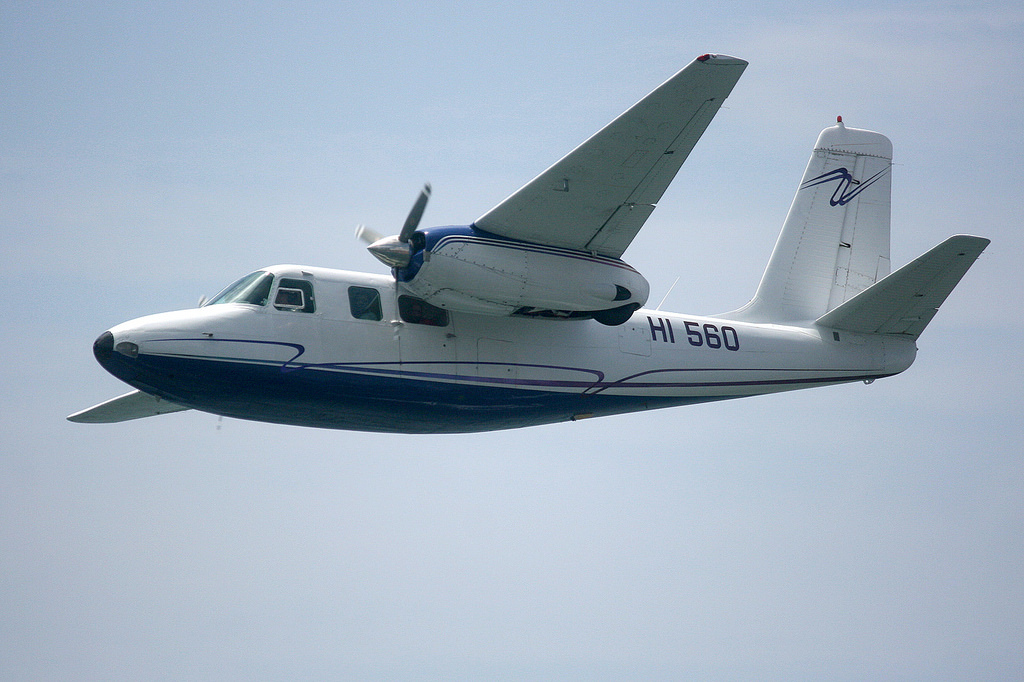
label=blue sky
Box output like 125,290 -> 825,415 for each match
2,2 -> 1022,680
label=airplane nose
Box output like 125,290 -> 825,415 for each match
93,331 -> 115,362
93,330 -> 140,383
95,330 -> 140,360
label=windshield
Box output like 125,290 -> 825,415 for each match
206,271 -> 275,307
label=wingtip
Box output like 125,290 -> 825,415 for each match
948,234 -> 992,252
696,54 -> 748,66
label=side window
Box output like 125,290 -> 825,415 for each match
274,278 -> 315,313
398,295 -> 449,327
348,286 -> 382,321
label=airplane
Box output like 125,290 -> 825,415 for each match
68,54 -> 989,434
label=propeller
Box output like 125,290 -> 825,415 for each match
400,183 -> 431,242
356,184 -> 432,269
354,224 -> 384,245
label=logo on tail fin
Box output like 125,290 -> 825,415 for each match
800,166 -> 890,206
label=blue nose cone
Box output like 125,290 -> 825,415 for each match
93,331 -> 115,363
93,330 -> 138,383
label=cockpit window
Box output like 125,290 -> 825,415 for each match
398,295 -> 448,327
274,278 -> 315,313
207,271 -> 275,307
348,286 -> 382,321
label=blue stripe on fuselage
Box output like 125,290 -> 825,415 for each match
109,351 -> 722,432
100,344 -> 891,433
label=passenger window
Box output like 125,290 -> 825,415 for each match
348,286 -> 382,321
398,295 -> 448,327
274,278 -> 315,313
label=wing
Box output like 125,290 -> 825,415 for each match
474,54 -> 747,258
67,390 -> 190,423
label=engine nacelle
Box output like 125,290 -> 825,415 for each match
397,226 -> 649,324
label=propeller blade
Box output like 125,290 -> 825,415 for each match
355,224 -> 384,245
398,183 -> 431,243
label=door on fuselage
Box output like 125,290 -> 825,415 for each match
268,275 -> 321,365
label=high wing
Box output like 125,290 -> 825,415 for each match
474,54 -> 747,258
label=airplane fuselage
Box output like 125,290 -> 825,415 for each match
93,264 -> 916,433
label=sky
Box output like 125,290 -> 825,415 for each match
2,1 -> 1022,680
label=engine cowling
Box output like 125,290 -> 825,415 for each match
395,226 -> 649,324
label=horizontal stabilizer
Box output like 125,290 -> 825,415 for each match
815,235 -> 989,339
67,390 -> 190,423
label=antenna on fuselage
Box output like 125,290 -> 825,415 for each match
655,276 -> 680,311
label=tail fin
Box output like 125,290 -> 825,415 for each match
732,119 -> 893,323
815,234 -> 989,340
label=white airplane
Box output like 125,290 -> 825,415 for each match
69,54 -> 989,433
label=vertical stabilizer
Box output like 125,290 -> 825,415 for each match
732,120 -> 893,323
